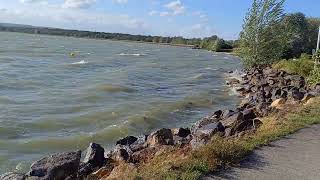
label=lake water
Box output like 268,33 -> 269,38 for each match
0,32 -> 241,173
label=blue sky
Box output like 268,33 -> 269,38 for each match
0,0 -> 319,39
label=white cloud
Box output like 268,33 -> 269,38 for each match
160,11 -> 170,17
165,0 -> 185,15
179,23 -> 215,38
193,11 -> 208,22
113,0 -> 128,4
148,10 -> 158,16
62,0 -> 96,9
0,4 -> 149,34
20,0 -> 48,4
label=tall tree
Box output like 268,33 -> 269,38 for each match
281,12 -> 309,59
240,0 -> 286,68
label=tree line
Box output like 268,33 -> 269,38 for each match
0,24 -> 233,52
239,0 -> 320,68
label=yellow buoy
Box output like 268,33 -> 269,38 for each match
70,52 -> 76,57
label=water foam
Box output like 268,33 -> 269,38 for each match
71,60 -> 88,65
118,53 -> 146,57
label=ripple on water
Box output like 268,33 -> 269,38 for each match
94,84 -> 136,93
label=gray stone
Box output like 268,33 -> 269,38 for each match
29,151 -> 81,180
0,172 -> 25,180
83,143 -> 105,167
221,112 -> 243,128
191,122 -> 225,149
116,136 -> 138,146
129,135 -> 147,152
146,128 -> 174,147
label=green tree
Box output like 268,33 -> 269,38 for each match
281,12 -> 309,59
306,18 -> 320,52
240,0 -> 286,68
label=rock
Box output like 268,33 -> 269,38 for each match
231,119 -> 263,135
79,162 -> 95,178
91,165 -> 114,179
130,147 -> 159,163
255,102 -> 272,117
226,78 -> 240,86
83,143 -> 105,167
222,110 -> 235,119
242,108 -> 256,120
0,172 -> 25,180
221,112 -> 243,127
172,128 -> 191,138
314,84 -> 320,93
116,136 -> 138,146
191,122 -> 225,149
146,128 -> 174,147
28,151 -> 81,180
192,114 -> 220,133
129,135 -> 147,152
271,98 -> 287,109
111,145 -> 132,162
272,88 -> 282,99
173,134 -> 192,146
224,128 -> 232,137
289,88 -> 305,101
301,93 -> 315,103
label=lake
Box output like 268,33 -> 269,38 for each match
0,32 -> 241,173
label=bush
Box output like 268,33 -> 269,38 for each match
308,68 -> 320,85
273,57 -> 314,77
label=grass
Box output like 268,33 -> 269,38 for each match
111,97 -> 320,180
272,54 -> 314,77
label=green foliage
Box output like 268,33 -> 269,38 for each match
308,50 -> 320,85
273,56 -> 314,77
308,68 -> 320,86
240,0 -> 286,68
281,12 -> 309,59
306,18 -> 320,51
0,24 -> 233,52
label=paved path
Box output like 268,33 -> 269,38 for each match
203,124 -> 320,180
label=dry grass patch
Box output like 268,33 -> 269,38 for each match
118,97 -> 320,180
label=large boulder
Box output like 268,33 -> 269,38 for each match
255,102 -> 272,117
0,172 -> 25,180
116,136 -> 138,146
28,151 -> 81,180
146,128 -> 174,147
129,135 -> 148,152
289,88 -> 305,101
191,110 -> 222,133
271,98 -> 287,109
220,112 -> 244,128
190,122 -> 225,149
110,145 -> 132,162
230,119 -> 263,135
242,108 -> 256,120
83,143 -> 105,167
172,128 -> 191,138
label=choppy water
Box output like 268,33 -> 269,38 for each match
0,32 -> 241,173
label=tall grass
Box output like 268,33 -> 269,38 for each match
272,54 -> 314,77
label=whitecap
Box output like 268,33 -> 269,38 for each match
118,53 -> 145,57
71,60 -> 88,65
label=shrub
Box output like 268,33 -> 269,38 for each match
273,57 -> 314,77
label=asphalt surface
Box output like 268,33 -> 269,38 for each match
203,124 -> 320,180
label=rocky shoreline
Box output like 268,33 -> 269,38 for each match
1,66 -> 320,180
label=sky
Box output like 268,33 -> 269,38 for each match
0,0 -> 319,40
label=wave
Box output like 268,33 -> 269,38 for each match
225,69 -> 245,82
94,84 -> 136,93
71,60 -> 88,65
118,53 -> 146,57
